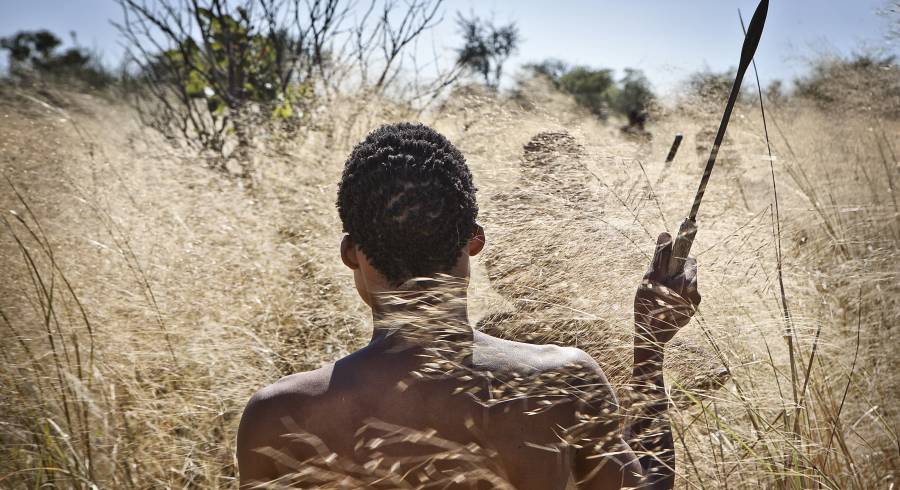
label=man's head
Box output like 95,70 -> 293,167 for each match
337,123 -> 484,304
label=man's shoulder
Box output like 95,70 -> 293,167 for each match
473,331 -> 603,377
473,332 -> 619,411
236,359 -> 359,484
238,363 -> 336,440
244,363 -> 335,413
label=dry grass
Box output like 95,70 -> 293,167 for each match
1,77 -> 898,488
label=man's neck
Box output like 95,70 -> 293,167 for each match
368,282 -> 474,347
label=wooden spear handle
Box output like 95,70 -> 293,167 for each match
667,218 -> 697,278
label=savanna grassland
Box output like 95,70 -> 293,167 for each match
1,74 -> 898,489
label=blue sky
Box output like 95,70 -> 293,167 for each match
0,0 -> 895,95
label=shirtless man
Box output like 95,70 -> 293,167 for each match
237,123 -> 700,489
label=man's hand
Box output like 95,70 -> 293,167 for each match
617,231 -> 701,490
634,232 -> 701,350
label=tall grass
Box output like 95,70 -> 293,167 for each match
1,79 -> 898,488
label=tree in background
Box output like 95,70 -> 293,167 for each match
523,61 -> 655,129
523,58 -> 568,87
612,68 -> 654,130
0,30 -> 113,88
455,13 -> 519,89
116,0 -> 445,179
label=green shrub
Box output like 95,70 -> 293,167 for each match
558,66 -> 616,119
611,69 -> 655,128
523,61 -> 655,127
118,0 -> 443,171
116,1 -> 326,173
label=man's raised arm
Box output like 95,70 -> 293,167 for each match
626,232 -> 700,488
573,232 -> 700,490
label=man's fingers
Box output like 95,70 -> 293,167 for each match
660,256 -> 700,307
637,300 -> 696,328
650,232 -> 673,281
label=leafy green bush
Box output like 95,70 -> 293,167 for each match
558,66 -> 616,119
523,58 -> 568,85
119,3 -> 316,161
612,69 -> 655,128
118,0 -> 444,174
161,8 -> 309,118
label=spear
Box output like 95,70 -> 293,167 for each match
666,0 -> 770,277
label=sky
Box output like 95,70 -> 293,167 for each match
0,0 -> 895,95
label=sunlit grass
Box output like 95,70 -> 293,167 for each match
1,79 -> 897,488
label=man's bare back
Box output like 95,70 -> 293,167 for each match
238,329 -> 629,489
236,124 -> 700,489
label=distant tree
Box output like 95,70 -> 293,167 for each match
557,66 -> 616,119
519,60 -> 657,127
611,68 -> 654,129
455,13 -> 519,89
523,58 -> 568,86
1,30 -> 61,67
0,30 -> 112,87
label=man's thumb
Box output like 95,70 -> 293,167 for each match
650,232 -> 672,280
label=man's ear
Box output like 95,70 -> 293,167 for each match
468,223 -> 486,256
340,235 -> 360,270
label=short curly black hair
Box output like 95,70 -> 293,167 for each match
337,123 -> 478,286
